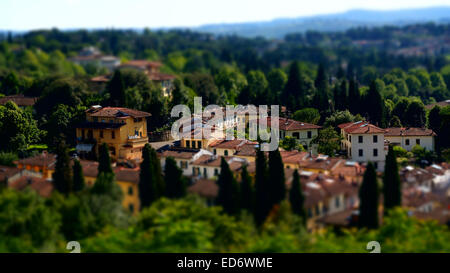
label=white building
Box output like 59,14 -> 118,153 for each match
384,127 -> 436,152
339,121 -> 387,171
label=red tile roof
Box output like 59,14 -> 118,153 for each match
384,127 -> 436,137
263,117 -> 322,131
87,106 -> 151,118
16,153 -> 56,168
120,60 -> 162,69
0,166 -> 21,181
9,176 -> 53,198
338,121 -> 385,134
0,94 -> 38,106
188,178 -> 218,199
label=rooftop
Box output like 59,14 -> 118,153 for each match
338,121 -> 385,134
86,106 -> 151,118
384,127 -> 436,137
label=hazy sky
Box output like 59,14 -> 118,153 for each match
1,0 -> 449,30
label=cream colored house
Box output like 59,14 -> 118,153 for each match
339,121 -> 386,171
264,117 -> 321,151
384,127 -> 436,152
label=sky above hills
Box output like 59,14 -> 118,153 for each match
1,0 -> 450,30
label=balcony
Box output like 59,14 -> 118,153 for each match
127,135 -> 148,145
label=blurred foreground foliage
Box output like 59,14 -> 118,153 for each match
0,189 -> 449,253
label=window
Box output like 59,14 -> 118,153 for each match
293,132 -> 300,139
203,168 -> 207,178
214,168 -> 219,176
111,131 -> 115,139
358,136 -> 363,143
197,141 -> 202,148
358,149 -> 363,157
374,162 -> 378,169
128,204 -> 134,213
128,186 -> 133,196
416,139 -> 420,145
373,149 -> 378,157
100,130 -> 103,138
335,196 -> 340,208
192,141 -> 196,149
307,131 -> 312,138
186,140 -> 190,148
406,139 -> 410,145
373,135 -> 378,143
224,150 -> 229,156
213,149 -> 217,155
348,135 -> 351,142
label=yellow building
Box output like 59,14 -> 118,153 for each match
75,106 -> 151,162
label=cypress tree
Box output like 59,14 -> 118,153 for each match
313,63 -> 330,112
216,157 -> 240,215
283,61 -> 305,110
53,141 -> 73,195
164,156 -> 186,198
268,149 -> 286,206
289,169 -> 306,225
98,143 -> 113,175
334,79 -> 348,111
348,78 -> 360,115
72,159 -> 85,192
358,162 -> 379,229
383,146 -> 402,212
254,149 -> 271,226
150,147 -> 165,198
365,81 -> 385,127
428,105 -> 442,134
240,165 -> 254,212
107,70 -> 126,106
139,143 -> 157,209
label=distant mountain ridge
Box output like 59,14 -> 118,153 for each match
194,7 -> 450,38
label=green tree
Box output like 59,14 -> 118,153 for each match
0,101 -> 42,152
164,157 -> 186,199
348,78 -> 361,115
312,63 -> 330,112
240,165 -> 254,212
388,115 -> 402,127
365,81 -> 385,127
324,110 -> 361,128
139,144 -> 164,208
107,70 -> 126,106
52,141 -> 73,195
267,68 -> 287,104
216,157 -> 240,215
289,170 -> 306,226
383,146 -> 402,212
98,143 -> 113,175
254,149 -> 270,226
404,100 -> 426,128
72,159 -> 85,192
358,162 -> 379,229
283,61 -> 306,110
268,149 -> 286,206
293,108 -> 320,124
311,127 -> 342,156
334,79 -> 348,111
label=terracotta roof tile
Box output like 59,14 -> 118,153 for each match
87,106 -> 151,118
385,127 -> 436,137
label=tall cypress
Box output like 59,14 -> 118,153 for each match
289,169 -> 306,226
216,157 -> 240,215
254,149 -> 271,226
150,147 -> 165,198
240,165 -> 254,212
164,157 -> 186,198
139,144 -> 157,209
268,149 -> 286,206
52,141 -> 73,195
72,159 -> 85,192
334,79 -> 348,111
313,63 -> 330,112
383,146 -> 402,212
358,162 -> 379,229
107,70 -> 126,106
365,81 -> 385,127
348,78 -> 360,115
98,143 -> 113,175
283,61 -> 305,110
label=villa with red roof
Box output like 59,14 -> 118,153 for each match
338,121 -> 387,171
384,127 -> 436,152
